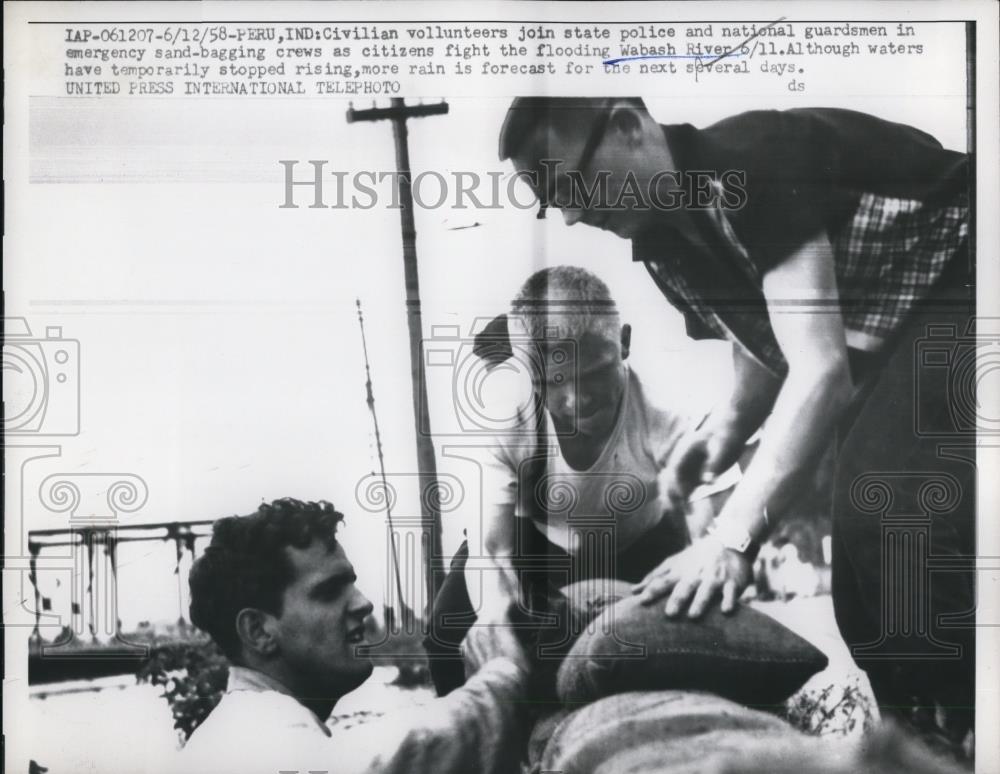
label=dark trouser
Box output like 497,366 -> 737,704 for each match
832,248 -> 976,740
424,513 -> 688,697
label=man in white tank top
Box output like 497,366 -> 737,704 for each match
486,343 -> 685,563
426,266 -> 719,696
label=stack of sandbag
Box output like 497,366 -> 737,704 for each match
532,690 -> 841,774
522,579 -> 966,774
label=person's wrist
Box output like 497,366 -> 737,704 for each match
496,654 -> 530,681
706,517 -> 756,555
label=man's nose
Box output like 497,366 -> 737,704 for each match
351,590 -> 375,620
562,208 -> 585,227
552,384 -> 576,413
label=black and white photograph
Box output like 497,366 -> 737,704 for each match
4,2 -> 999,773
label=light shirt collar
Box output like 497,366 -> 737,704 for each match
226,665 -> 332,736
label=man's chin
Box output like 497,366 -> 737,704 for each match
352,651 -> 375,674
607,219 -> 642,240
339,660 -> 375,693
343,644 -> 375,672
578,209 -> 638,238
570,415 -> 612,438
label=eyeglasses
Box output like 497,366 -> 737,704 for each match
537,107 -> 613,220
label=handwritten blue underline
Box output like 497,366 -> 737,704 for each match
602,52 -> 747,66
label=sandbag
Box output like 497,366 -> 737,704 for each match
556,583 -> 828,708
540,690 -> 818,774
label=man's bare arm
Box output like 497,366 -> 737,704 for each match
466,450 -> 522,622
639,233 -> 854,616
358,658 -> 527,774
703,346 -> 783,474
662,345 -> 781,510
714,232 -> 853,541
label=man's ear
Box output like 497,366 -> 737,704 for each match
620,323 -> 632,360
607,104 -> 646,148
235,608 -> 279,658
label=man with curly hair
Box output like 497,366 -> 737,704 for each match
177,497 -> 529,774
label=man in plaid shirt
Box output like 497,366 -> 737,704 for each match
498,98 -> 975,759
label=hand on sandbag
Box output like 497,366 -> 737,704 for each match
632,534 -> 752,618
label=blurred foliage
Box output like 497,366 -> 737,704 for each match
783,679 -> 876,737
136,637 -> 229,741
134,628 -> 430,741
390,661 -> 431,687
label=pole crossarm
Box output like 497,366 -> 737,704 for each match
346,101 -> 449,124
29,520 -> 214,547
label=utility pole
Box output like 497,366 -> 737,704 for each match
346,99 -> 448,610
355,298 -> 408,624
